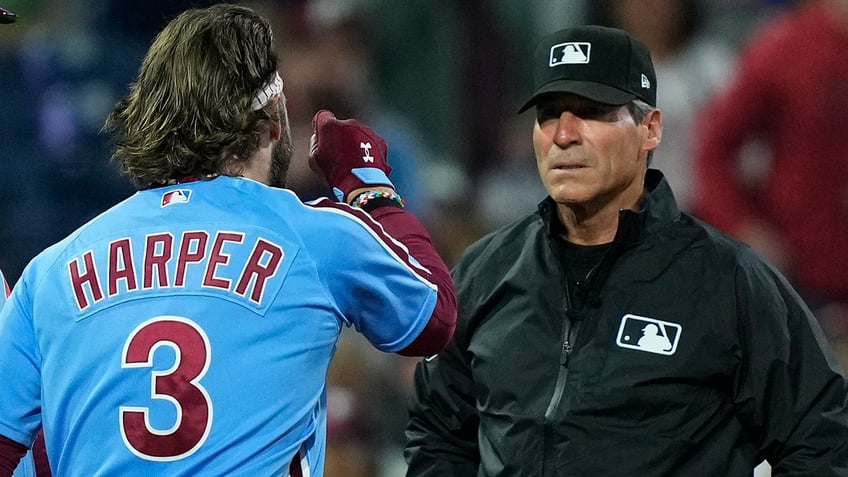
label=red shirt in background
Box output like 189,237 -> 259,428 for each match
694,1 -> 848,299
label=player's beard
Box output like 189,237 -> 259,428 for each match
268,125 -> 293,188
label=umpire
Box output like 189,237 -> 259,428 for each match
405,25 -> 848,476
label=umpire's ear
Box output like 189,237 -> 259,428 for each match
641,108 -> 662,154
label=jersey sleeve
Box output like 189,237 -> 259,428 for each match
306,199 -> 440,353
0,275 -> 43,449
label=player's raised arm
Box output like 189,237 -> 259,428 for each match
308,110 -> 457,356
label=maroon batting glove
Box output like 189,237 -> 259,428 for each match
309,109 -> 394,203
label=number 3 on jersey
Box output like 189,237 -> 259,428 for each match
120,316 -> 213,461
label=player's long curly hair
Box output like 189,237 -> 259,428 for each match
104,4 -> 279,189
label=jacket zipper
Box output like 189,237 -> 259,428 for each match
544,318 -> 572,420
544,259 -> 596,424
541,257 -> 604,475
542,287 -> 576,476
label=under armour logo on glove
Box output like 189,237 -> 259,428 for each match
360,142 -> 374,163
309,110 -> 394,202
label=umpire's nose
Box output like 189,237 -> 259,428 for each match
554,111 -> 582,148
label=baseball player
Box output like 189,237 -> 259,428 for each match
0,4 -> 456,476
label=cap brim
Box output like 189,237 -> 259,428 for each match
518,80 -> 636,113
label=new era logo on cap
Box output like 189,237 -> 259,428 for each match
550,42 -> 591,66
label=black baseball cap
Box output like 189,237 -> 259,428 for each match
0,5 -> 17,24
518,25 -> 656,113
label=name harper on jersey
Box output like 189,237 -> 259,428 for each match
68,231 -> 284,312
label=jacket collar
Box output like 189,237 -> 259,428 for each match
537,169 -> 681,303
537,168 -> 680,247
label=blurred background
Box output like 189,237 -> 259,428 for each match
0,0 -> 835,475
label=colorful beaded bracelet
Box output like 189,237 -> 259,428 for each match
350,190 -> 405,208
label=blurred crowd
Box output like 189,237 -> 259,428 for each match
3,0 -> 845,475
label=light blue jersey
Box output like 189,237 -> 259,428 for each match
0,176 -> 438,476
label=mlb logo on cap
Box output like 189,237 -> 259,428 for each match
549,42 -> 591,66
519,25 -> 657,112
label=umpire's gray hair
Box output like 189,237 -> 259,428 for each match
627,99 -> 657,165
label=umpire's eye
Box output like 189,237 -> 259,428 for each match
572,104 -> 624,122
536,106 -> 562,124
537,103 -> 623,124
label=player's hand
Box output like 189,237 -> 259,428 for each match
309,109 -> 394,203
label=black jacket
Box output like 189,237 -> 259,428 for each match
405,170 -> 848,477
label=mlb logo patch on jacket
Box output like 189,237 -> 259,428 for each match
616,314 -> 682,356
